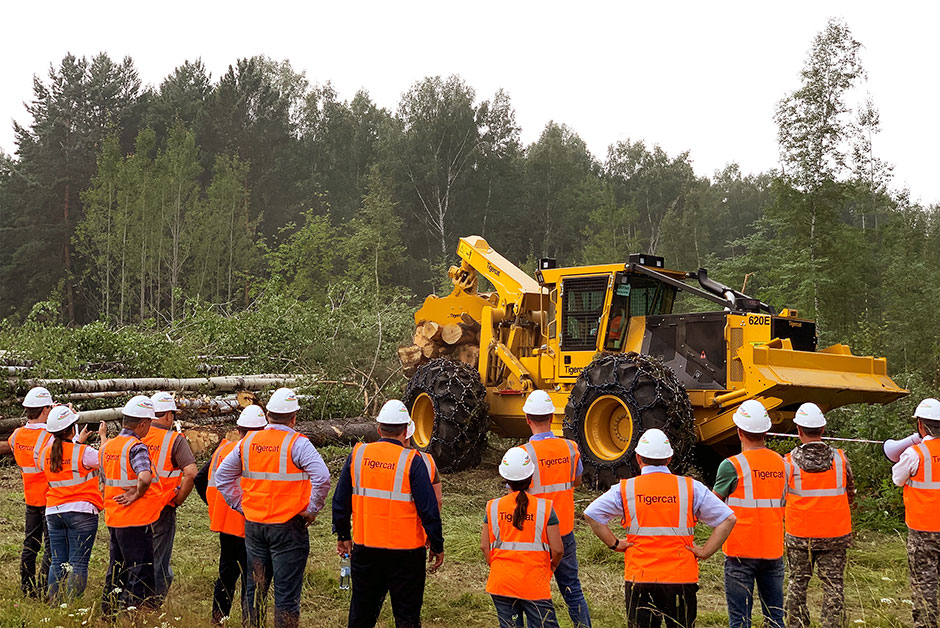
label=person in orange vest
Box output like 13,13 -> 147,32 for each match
405,419 -> 443,510
0,386 -> 55,597
584,429 -> 735,628
145,391 -> 197,603
37,406 -> 107,600
193,404 -> 267,626
712,399 -> 787,628
214,388 -> 331,628
784,403 -> 855,628
99,395 -> 164,616
332,399 -> 444,628
892,398 -> 940,628
481,446 -> 564,627
520,390 -> 591,627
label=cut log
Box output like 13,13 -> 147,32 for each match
442,323 -> 474,345
397,345 -> 423,370
5,375 -> 302,394
421,321 -> 442,342
413,329 -> 431,348
421,343 -> 444,359
460,313 -> 482,333
296,420 -> 380,446
453,344 -> 481,367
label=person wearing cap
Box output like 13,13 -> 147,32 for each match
36,406 -> 107,600
520,389 -> 591,627
481,446 -> 564,627
784,403 -> 855,628
405,419 -> 443,510
0,386 -> 55,597
100,395 -> 163,616
332,399 -> 444,628
891,398 -> 940,628
194,404 -> 267,626
584,428 -> 735,627
214,387 -> 331,628
712,399 -> 787,628
143,391 -> 198,603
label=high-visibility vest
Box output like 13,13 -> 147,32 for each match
485,492 -> 554,600
417,451 -> 439,484
524,437 -> 580,535
207,439 -> 245,537
723,448 -> 788,559
142,426 -> 183,508
350,441 -> 426,550
904,439 -> 940,533
785,448 -> 851,538
619,473 -> 698,583
101,434 -> 163,528
239,429 -> 311,524
39,440 -> 104,510
10,426 -> 51,507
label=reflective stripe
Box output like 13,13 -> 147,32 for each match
241,430 -> 306,481
103,438 -> 138,487
28,431 -> 51,470
47,443 -> 97,488
524,440 -> 575,494
623,476 -> 695,536
908,444 -> 940,490
727,453 -> 786,508
155,430 -> 183,478
490,497 -> 551,552
789,451 -> 847,497
351,447 -> 414,502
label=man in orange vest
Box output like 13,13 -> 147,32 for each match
0,386 -> 55,597
584,428 -> 735,627
332,399 -> 444,628
215,388 -> 331,628
892,398 -> 940,628
521,390 -> 591,627
784,403 -> 855,628
100,395 -> 164,616
712,399 -> 787,628
144,391 -> 197,603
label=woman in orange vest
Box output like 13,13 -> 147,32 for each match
37,406 -> 107,600
481,446 -> 563,627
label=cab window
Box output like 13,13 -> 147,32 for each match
603,276 -> 676,351
561,276 -> 608,351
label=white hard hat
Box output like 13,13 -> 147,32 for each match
733,399 -> 772,433
237,404 -> 267,428
794,402 -> 826,428
267,387 -> 300,414
405,420 -> 416,440
522,390 -> 555,416
499,446 -> 534,481
634,428 -> 674,458
123,395 -> 156,420
23,386 -> 54,408
914,398 -> 940,422
46,406 -> 79,433
151,391 -> 178,414
377,399 -> 411,425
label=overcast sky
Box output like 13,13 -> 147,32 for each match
2,1 -> 938,204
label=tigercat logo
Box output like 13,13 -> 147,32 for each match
636,494 -> 677,505
540,457 -> 569,469
104,453 -> 122,462
15,443 -> 33,452
363,458 -> 396,470
252,444 -> 280,453
486,262 -> 501,277
752,470 -> 784,480
565,366 -> 583,375
932,455 -> 940,463
499,512 -> 534,522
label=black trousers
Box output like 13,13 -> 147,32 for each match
101,525 -> 156,615
349,545 -> 427,628
625,582 -> 698,628
21,504 -> 51,597
213,532 -> 249,623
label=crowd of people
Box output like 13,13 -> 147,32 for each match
1,384 -> 939,628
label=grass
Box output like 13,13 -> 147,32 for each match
0,443 -> 918,627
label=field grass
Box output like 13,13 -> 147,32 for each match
0,443 -> 918,627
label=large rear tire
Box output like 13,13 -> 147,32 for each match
563,352 -> 695,490
402,358 -> 489,472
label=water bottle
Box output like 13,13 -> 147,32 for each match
339,553 -> 351,590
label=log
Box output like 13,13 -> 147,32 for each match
460,313 -> 482,333
4,374 -> 303,394
441,323 -> 474,345
453,344 -> 481,367
397,345 -> 423,370
421,321 -> 442,342
413,329 -> 431,348
295,420 -> 380,446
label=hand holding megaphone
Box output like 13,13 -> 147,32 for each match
884,432 -> 923,463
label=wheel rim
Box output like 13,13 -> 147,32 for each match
584,395 -> 634,461
411,393 -> 434,449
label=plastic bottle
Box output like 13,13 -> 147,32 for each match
339,552 -> 351,590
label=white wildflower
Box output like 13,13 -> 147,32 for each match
59,603 -> 68,609
902,599 -> 914,605
880,597 -> 895,604
126,606 -> 137,611
881,576 -> 892,581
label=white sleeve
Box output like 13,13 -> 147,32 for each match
82,446 -> 100,470
891,447 -> 920,487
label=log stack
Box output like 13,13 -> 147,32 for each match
398,313 -> 482,377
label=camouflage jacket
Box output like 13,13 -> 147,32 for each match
785,442 -> 855,550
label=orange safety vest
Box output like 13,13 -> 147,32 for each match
350,441 -> 426,550
142,426 -> 184,507
524,437 -> 580,535
620,473 -> 698,583
9,426 -> 51,507
239,429 -> 311,524
485,492 -> 554,600
39,441 -> 104,510
207,439 -> 245,538
904,439 -> 940,533
723,448 -> 788,559
785,449 -> 851,538
101,434 -> 163,527
417,451 -> 439,484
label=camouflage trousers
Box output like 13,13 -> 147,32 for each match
785,546 -> 846,628
908,529 -> 940,628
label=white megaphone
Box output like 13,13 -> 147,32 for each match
884,432 -> 923,463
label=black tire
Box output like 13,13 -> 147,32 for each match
402,358 -> 489,473
563,352 -> 695,490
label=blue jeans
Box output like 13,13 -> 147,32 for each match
492,594 -> 560,628
553,532 -> 592,627
152,505 -> 177,601
245,517 -> 309,627
46,511 -> 98,600
724,556 -> 785,628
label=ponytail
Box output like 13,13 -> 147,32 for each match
48,429 -> 72,473
506,476 -> 533,531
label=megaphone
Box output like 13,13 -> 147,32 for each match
884,432 -> 922,463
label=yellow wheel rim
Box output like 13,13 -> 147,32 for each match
411,393 -> 434,449
584,396 -> 634,461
